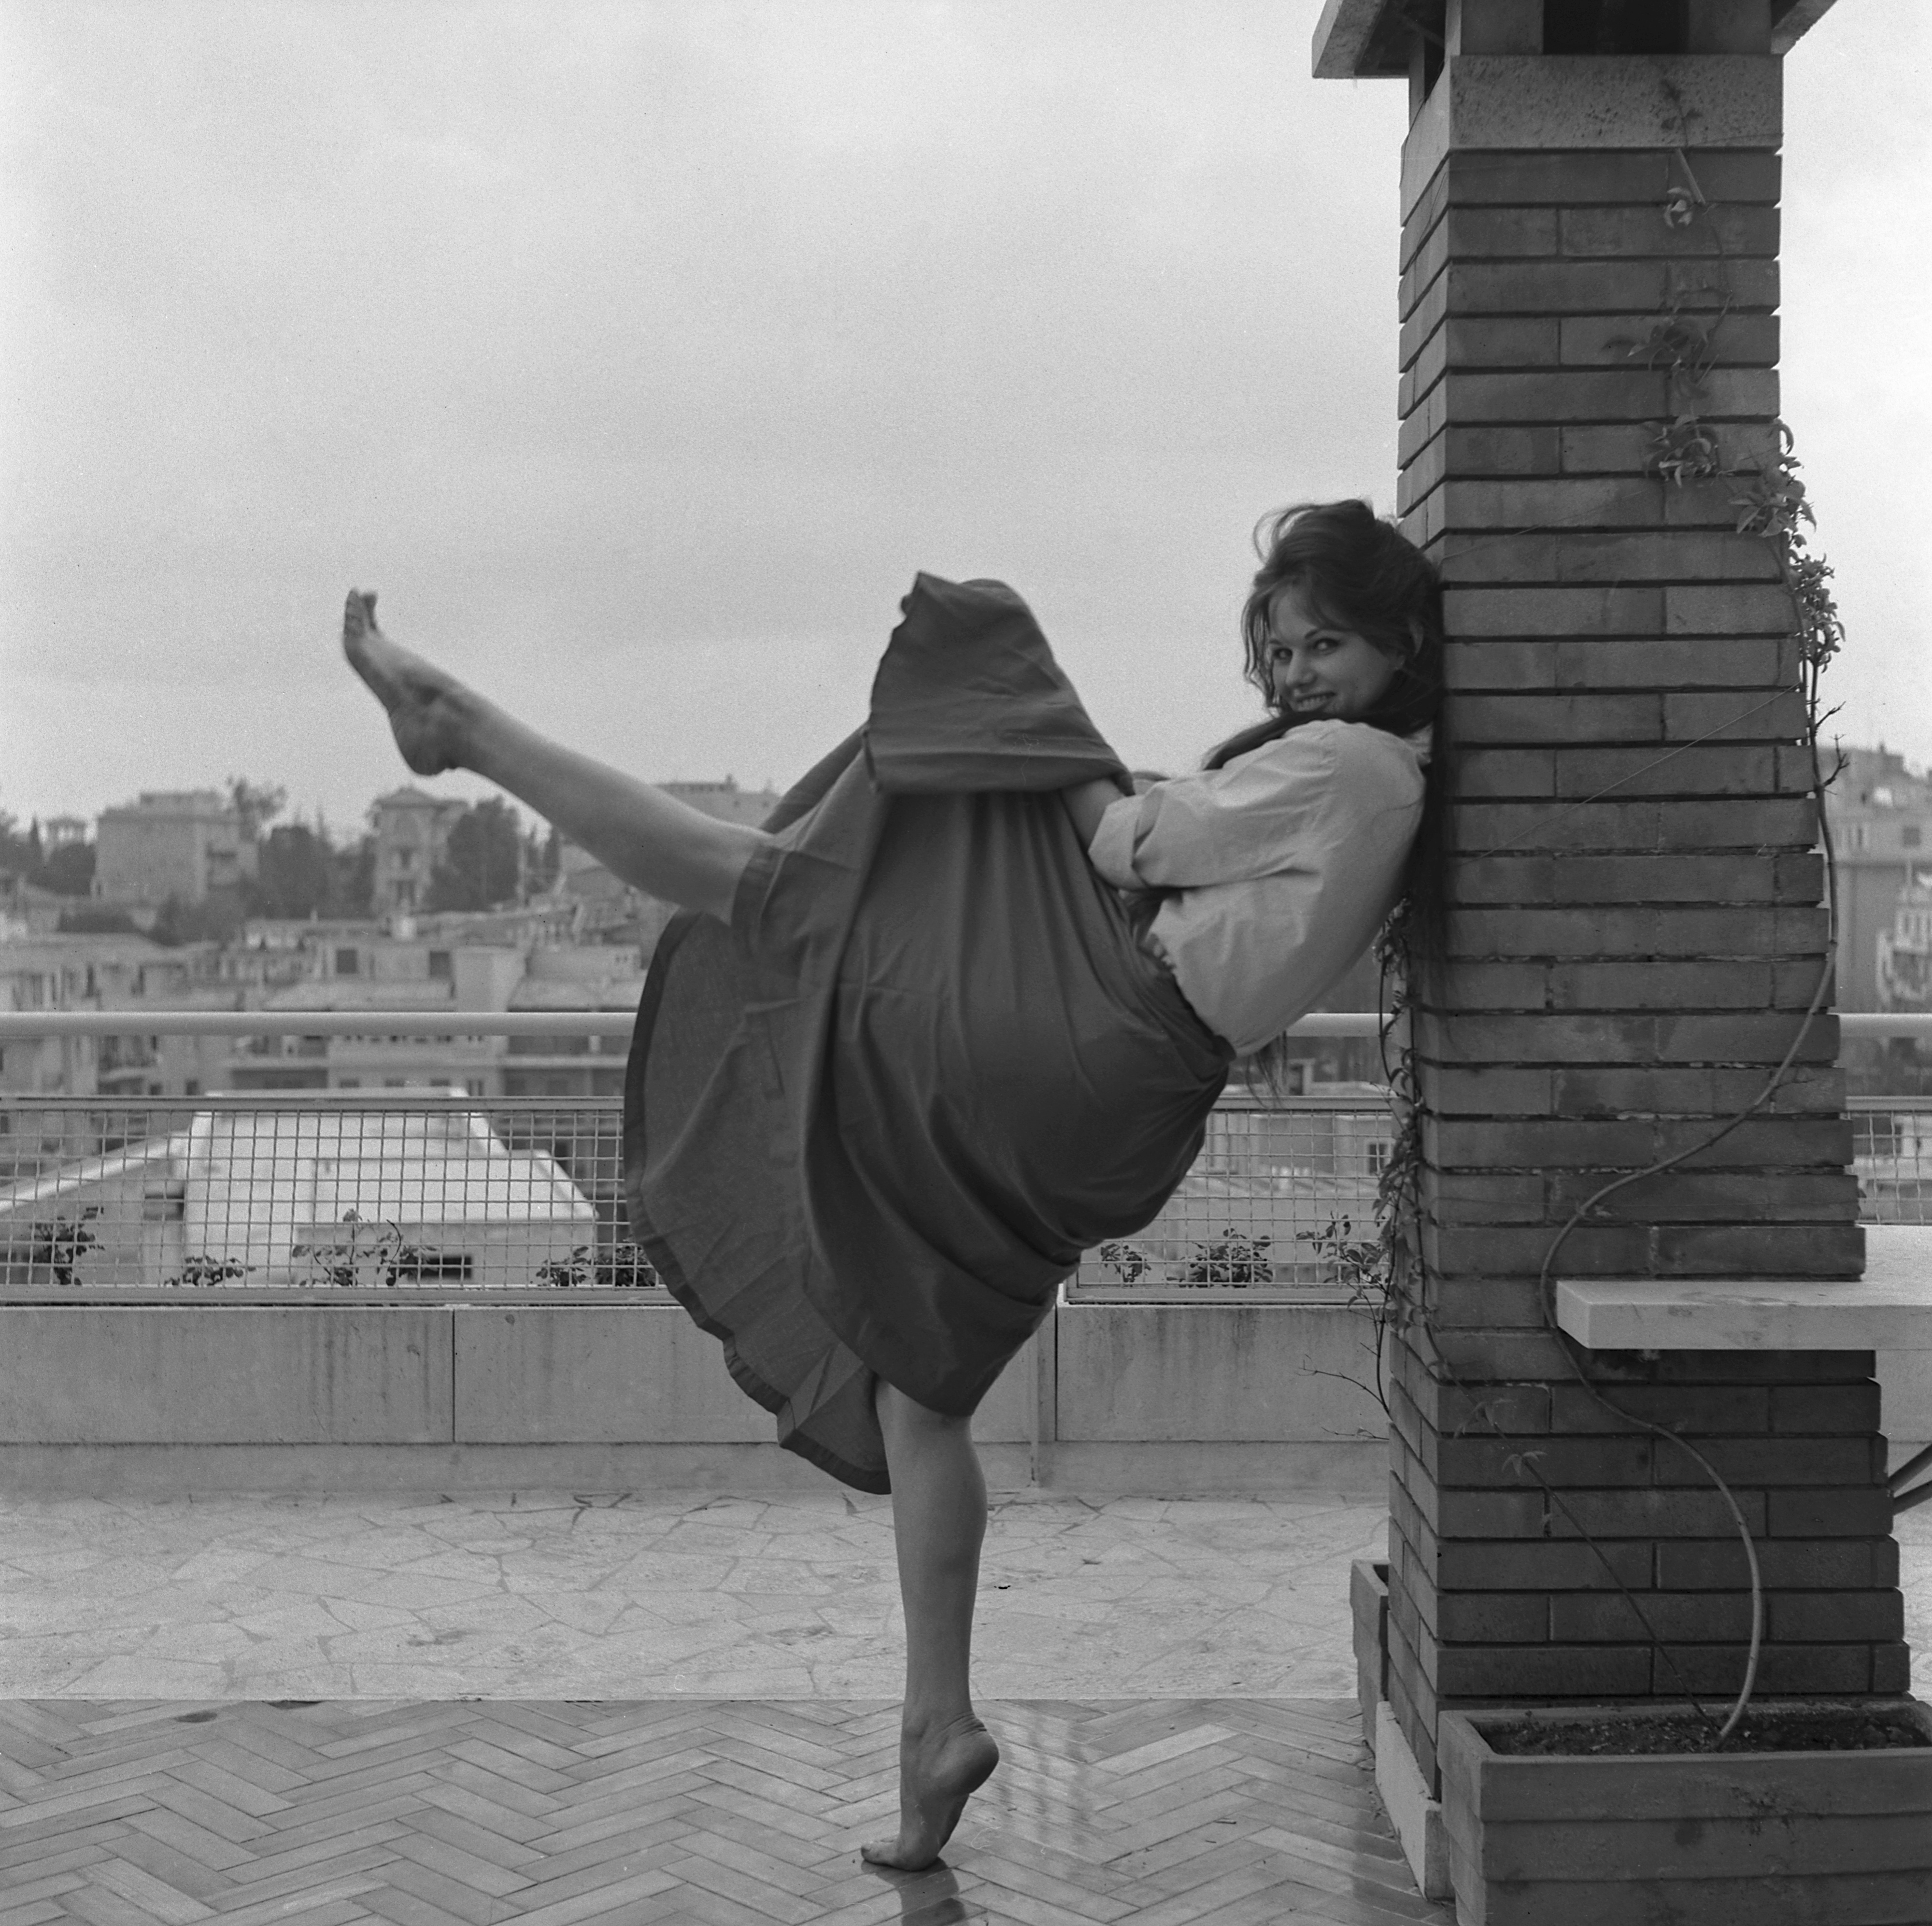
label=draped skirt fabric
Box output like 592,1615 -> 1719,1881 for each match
623,574 -> 1232,1492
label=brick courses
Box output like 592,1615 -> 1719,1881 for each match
1378,78 -> 1901,1788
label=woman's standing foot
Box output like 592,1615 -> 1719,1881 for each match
861,1713 -> 1000,1870
341,590 -> 472,776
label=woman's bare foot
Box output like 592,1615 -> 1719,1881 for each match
860,1714 -> 999,1871
341,590 -> 472,777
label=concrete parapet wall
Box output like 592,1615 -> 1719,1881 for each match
0,1297 -> 1393,1497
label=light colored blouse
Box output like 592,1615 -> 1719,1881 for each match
1086,718 -> 1428,1055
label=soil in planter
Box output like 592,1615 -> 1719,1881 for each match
1488,1708 -> 1930,1757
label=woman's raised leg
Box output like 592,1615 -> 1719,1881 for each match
862,1381 -> 1001,1870
341,590 -> 768,922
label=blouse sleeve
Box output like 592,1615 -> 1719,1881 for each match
1086,724 -> 1343,891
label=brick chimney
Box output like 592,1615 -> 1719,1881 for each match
1314,0 -> 1902,1793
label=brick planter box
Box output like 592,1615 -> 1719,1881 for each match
1439,1699 -> 1932,1926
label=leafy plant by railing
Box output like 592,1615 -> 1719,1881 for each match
164,1255 -> 250,1288
290,1213 -> 473,1288
1094,1219 -> 1385,1293
530,1242 -> 660,1289
1180,1228 -> 1273,1285
19,1210 -> 101,1286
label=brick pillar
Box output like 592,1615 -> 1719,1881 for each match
1382,29 -> 1904,1786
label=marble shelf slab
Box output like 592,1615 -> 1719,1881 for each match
1557,1225 -> 1932,1352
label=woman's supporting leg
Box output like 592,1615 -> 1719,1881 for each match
863,1381 -> 1001,1870
341,590 -> 768,922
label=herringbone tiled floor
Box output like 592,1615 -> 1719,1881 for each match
0,1696 -> 1449,1925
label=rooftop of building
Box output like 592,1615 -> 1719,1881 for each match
262,980 -> 456,1012
507,976 -> 650,1011
98,790 -> 238,820
1828,745 -> 1932,813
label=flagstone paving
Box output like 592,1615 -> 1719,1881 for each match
0,1494 -> 1388,1703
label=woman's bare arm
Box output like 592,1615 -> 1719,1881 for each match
1061,776 -> 1125,849
342,591 -> 768,923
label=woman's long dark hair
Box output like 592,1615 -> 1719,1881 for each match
1204,499 -> 1449,1085
1204,499 -> 1443,771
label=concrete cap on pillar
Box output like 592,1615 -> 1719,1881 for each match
1311,0 -> 1840,78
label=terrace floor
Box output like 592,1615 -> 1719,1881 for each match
2,1491 -> 1928,1924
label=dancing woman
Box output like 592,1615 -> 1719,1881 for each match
342,498 -> 1443,1869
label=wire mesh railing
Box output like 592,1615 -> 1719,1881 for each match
1853,1098 -> 1932,1227
0,1093 -> 643,1298
0,1087 -> 1405,1301
2,1015 -> 1926,1301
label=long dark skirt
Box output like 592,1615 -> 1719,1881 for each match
623,574 -> 1231,1492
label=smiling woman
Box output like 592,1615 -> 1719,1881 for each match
341,496 -> 1442,1871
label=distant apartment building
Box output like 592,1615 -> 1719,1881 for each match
501,946 -> 648,1100
0,935 -> 231,1104
234,931 -> 528,1095
660,778 -> 781,829
370,787 -> 468,915
1821,746 -> 1932,1013
94,791 -> 256,908
1877,877 -> 1932,1014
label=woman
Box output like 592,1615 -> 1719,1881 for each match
342,498 -> 1442,1870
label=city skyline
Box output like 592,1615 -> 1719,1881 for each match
4,1 -> 1930,834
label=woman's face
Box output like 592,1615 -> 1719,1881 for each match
1264,583 -> 1400,723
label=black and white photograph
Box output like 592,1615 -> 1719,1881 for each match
2,4 -> 1931,1921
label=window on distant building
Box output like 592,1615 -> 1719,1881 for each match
1904,826 -> 1923,848
335,948 -> 360,975
428,950 -> 452,979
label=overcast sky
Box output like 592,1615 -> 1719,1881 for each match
2,0 -> 1928,838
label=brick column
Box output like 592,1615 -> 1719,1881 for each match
1384,41 -> 1904,1785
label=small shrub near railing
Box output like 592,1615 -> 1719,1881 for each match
19,1211 -> 102,1286
1094,1226 -> 1282,1288
530,1242 -> 660,1289
286,1216 -> 475,1289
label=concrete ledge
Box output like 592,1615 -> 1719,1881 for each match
1558,1226 -> 1932,1352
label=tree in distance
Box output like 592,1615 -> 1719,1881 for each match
427,798 -> 523,913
